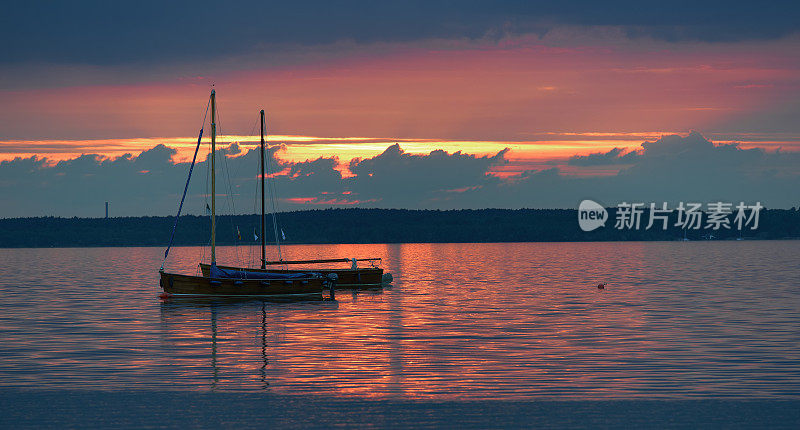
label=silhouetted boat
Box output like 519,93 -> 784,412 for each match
200,259 -> 387,289
160,270 -> 325,299
158,90 -> 329,299
196,107 -> 391,289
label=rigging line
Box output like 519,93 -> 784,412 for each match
204,145 -> 211,262
250,116 -> 273,265
264,134 -> 283,264
203,114 -> 210,213
203,99 -> 212,221
203,107 -> 213,258
269,169 -> 282,264
216,102 -> 246,269
201,114 -> 214,268
161,95 -> 211,270
216,108 -> 236,264
271,158 -> 283,264
248,117 -> 260,268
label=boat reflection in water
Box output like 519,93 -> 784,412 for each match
159,297 -> 356,392
161,299 -> 308,390
157,288 -> 410,395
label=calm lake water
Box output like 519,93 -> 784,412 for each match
1,241 -> 798,400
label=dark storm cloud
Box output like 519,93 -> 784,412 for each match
0,142 -> 286,217
464,132 -> 800,209
345,144 -> 508,207
0,142 -> 510,216
1,133 -> 798,217
283,157 -> 344,196
3,1 -> 799,66
567,147 -> 642,166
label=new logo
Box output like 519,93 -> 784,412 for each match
578,200 -> 607,232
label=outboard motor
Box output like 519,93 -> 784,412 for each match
326,273 -> 339,300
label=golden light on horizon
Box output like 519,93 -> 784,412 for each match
2,132 -> 798,179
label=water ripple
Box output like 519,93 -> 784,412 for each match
0,241 -> 798,399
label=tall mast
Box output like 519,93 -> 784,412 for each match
259,110 -> 267,269
210,89 -> 217,264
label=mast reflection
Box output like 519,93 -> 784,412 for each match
159,298 -> 333,391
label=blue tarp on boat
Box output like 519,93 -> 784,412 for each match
210,264 -> 318,280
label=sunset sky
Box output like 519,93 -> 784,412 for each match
1,1 -> 799,216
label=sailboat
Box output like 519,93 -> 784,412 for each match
198,108 -> 391,289
159,90 -> 330,299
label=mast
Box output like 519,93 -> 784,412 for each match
259,110 -> 267,269
210,89 -> 217,264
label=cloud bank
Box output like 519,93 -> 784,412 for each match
0,132 -> 797,217
4,1 -> 800,66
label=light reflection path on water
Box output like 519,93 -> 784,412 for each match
0,242 -> 799,399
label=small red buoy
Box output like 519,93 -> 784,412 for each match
159,292 -> 172,300
597,283 -> 606,289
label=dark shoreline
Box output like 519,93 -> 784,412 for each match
1,208 -> 798,248
2,238 -> 800,251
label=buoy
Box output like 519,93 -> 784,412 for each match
597,283 -> 606,289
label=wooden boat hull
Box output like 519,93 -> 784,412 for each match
199,264 -> 384,288
160,271 -> 324,299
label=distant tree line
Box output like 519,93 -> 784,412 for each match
0,208 -> 798,248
